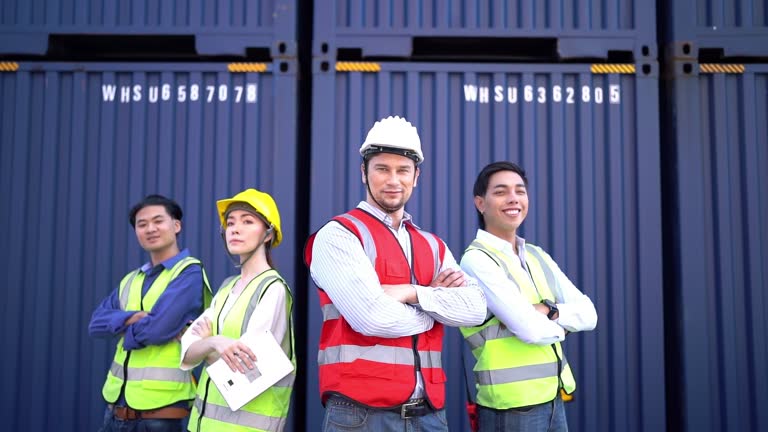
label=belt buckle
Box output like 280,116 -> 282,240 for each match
400,400 -> 421,419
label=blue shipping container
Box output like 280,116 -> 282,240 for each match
0,61 -> 297,431
314,0 -> 657,59
0,0 -> 296,56
664,0 -> 768,57
663,63 -> 768,432
307,60 -> 664,432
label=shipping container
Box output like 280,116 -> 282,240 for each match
306,60 -> 664,432
664,0 -> 768,58
0,0 -> 296,56
662,63 -> 768,432
0,60 -> 297,431
313,0 -> 657,60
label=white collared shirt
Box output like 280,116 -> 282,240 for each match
461,230 -> 597,345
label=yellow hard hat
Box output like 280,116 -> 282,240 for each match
216,188 -> 282,247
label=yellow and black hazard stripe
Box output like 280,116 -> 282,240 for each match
590,64 -> 635,74
227,63 -> 269,73
0,62 -> 19,72
335,61 -> 381,73
699,64 -> 744,74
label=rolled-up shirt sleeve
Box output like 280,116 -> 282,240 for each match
309,222 -> 434,338
461,249 -> 565,345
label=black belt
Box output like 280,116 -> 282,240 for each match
327,395 -> 435,419
385,399 -> 434,419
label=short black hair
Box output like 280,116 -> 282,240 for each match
473,161 -> 528,229
129,195 -> 183,228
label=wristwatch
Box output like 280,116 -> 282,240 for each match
541,299 -> 559,320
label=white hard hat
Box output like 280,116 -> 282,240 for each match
359,115 -> 424,165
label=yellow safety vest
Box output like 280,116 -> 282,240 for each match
102,256 -> 212,409
460,239 -> 576,409
189,269 -> 295,432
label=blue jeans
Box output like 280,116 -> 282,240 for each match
98,407 -> 183,432
322,396 -> 449,432
477,396 -> 568,432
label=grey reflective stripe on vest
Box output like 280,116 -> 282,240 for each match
336,213 -> 377,264
475,357 -> 571,385
241,275 -> 282,335
469,241 -> 517,288
118,271 -> 140,310
318,344 -> 441,367
465,323 -> 515,350
194,399 -> 286,431
273,371 -> 296,388
419,229 -> 442,281
322,304 -> 341,321
525,246 -> 563,302
109,361 -> 192,384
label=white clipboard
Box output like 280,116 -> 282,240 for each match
206,329 -> 294,411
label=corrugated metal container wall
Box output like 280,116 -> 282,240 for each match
307,61 -> 664,432
314,0 -> 656,59
665,0 -> 768,57
0,0 -> 296,56
0,61 -> 297,431
664,63 -> 768,432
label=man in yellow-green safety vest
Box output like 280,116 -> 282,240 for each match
460,162 -> 597,432
89,194 -> 212,432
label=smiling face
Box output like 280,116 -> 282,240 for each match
474,170 -> 529,241
362,152 -> 420,214
134,205 -> 181,255
225,209 -> 272,257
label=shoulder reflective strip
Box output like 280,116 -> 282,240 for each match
469,241 -> 515,283
109,362 -> 192,384
318,345 -> 416,366
418,230 -> 442,281
700,63 -> 745,74
194,400 -> 285,431
119,271 -> 140,310
525,247 -> 563,302
242,275 -> 282,334
336,213 -> 377,264
335,62 -> 381,72
170,257 -> 198,278
227,63 -> 268,73
476,361 -> 559,385
590,64 -> 635,74
0,62 -> 19,72
322,303 -> 341,321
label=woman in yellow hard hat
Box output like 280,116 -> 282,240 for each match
180,188 -> 295,432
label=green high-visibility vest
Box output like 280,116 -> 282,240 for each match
189,269 -> 295,432
460,239 -> 576,409
102,256 -> 212,409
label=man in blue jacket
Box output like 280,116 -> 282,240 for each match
89,195 -> 211,432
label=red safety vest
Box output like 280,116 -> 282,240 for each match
305,208 -> 447,409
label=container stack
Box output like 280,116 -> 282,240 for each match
307,2 -> 664,431
0,2 -> 298,431
661,1 -> 768,432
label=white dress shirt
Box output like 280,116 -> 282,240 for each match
460,230 -> 597,346
180,275 -> 289,370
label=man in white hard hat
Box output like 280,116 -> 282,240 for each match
305,116 -> 487,431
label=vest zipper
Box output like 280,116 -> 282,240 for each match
118,351 -> 131,404
550,344 -> 564,399
196,378 -> 211,432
